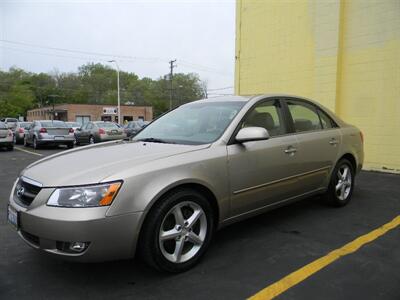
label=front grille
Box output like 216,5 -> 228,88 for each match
14,177 -> 42,207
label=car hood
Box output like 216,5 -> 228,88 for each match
22,141 -> 210,187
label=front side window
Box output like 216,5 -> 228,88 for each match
134,101 -> 246,145
287,100 -> 322,132
241,99 -> 286,137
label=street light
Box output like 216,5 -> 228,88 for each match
108,60 -> 121,125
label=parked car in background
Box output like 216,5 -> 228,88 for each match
7,95 -> 363,272
75,121 -> 125,145
1,118 -> 19,131
66,122 -> 81,144
0,122 -> 14,150
124,120 -> 144,139
66,122 -> 81,132
14,122 -> 32,144
24,120 -> 74,149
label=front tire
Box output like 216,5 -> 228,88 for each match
325,158 -> 355,207
139,188 -> 215,273
89,135 -> 95,144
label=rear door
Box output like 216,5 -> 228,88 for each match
227,98 -> 301,216
284,98 -> 341,193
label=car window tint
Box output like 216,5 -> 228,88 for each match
287,101 -> 322,132
318,109 -> 335,129
41,121 -> 67,128
242,100 -> 285,137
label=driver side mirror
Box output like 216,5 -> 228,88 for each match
76,128 -> 82,131
235,127 -> 270,143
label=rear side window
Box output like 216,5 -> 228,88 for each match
318,109 -> 337,129
286,100 -> 322,132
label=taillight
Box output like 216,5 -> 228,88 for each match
39,128 -> 47,133
360,131 -> 364,143
18,128 -> 24,133
8,130 -> 12,137
69,128 -> 74,133
99,128 -> 105,134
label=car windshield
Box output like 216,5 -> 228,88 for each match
98,122 -> 119,129
134,101 -> 246,145
41,121 -> 67,128
0,122 -> 6,129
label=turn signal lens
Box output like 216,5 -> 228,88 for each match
99,183 -> 121,206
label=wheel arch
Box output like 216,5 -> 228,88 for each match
338,153 -> 357,172
142,182 -> 220,229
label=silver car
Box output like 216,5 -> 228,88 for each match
24,120 -> 75,149
14,122 -> 32,144
8,95 -> 363,272
0,122 -> 14,150
74,121 -> 125,145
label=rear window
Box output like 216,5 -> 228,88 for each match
20,122 -> 32,129
0,122 -> 6,129
67,122 -> 80,127
97,122 -> 118,129
6,118 -> 18,123
41,121 -> 68,128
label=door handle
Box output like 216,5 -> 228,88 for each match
329,138 -> 339,146
284,147 -> 297,154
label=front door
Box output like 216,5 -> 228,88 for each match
227,99 -> 301,217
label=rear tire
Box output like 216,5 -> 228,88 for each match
139,188 -> 215,273
24,137 -> 28,147
324,158 -> 355,207
7,145 -> 13,151
67,143 -> 74,149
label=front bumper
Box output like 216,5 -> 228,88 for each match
8,185 -> 143,262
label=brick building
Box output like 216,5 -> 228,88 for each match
27,103 -> 153,124
235,0 -> 400,172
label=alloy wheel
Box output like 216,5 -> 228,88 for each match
159,201 -> 207,263
89,136 -> 95,144
335,165 -> 352,201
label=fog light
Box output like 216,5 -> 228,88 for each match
69,242 -> 88,253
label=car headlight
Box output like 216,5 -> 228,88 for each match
47,182 -> 122,207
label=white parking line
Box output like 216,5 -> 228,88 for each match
14,147 -> 43,157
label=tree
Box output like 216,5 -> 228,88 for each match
0,63 -> 207,118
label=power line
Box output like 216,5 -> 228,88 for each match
207,86 -> 233,91
0,39 -> 233,77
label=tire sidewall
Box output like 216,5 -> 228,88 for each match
141,189 -> 214,273
328,159 -> 355,206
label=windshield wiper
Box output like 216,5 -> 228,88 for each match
136,137 -> 175,144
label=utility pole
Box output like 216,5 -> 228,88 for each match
169,59 -> 177,110
108,60 -> 121,125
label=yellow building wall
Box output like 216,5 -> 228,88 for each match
235,0 -> 400,172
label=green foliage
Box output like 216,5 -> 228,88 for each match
0,63 -> 206,118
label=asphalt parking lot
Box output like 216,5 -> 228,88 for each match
0,146 -> 399,299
